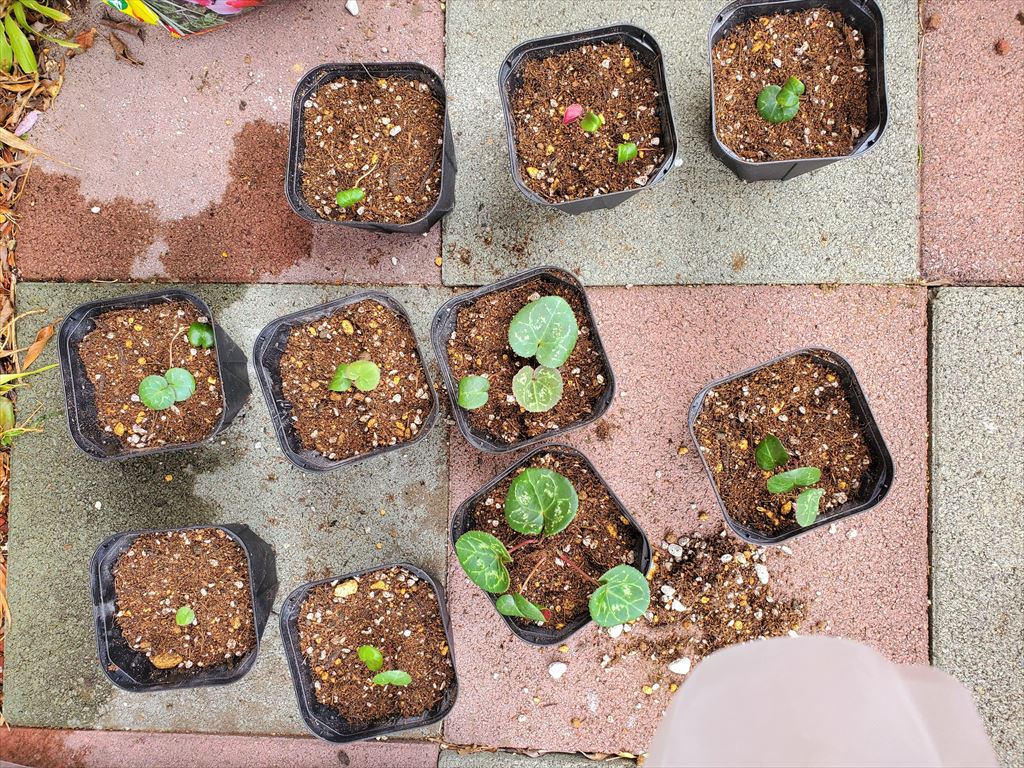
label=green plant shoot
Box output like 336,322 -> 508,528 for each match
616,142 -> 638,164
766,466 -> 822,494
175,605 -> 195,626
588,564 -> 650,627
496,593 -> 546,623
754,434 -> 790,471
357,644 -> 384,672
138,368 -> 196,411
579,111 -> 601,132
795,487 -> 826,527
455,530 -> 512,593
457,375 -> 490,410
0,363 -> 56,394
504,467 -> 578,537
329,360 -> 381,392
756,76 -> 805,124
372,669 -> 412,686
512,365 -> 563,413
336,187 -> 365,208
508,296 -> 579,367
187,322 -> 215,349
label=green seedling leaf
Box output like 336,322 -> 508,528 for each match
187,322 -> 215,349
795,487 -> 826,527
336,187 -> 365,208
357,644 -> 384,672
372,669 -> 412,686
508,296 -> 578,367
455,530 -> 512,593
175,605 -> 195,626
766,466 -> 822,494
0,363 -> 56,393
589,564 -> 650,628
496,593 -> 546,623
756,76 -> 805,124
504,467 -> 578,537
138,374 -> 176,410
18,0 -> 71,22
457,375 -> 490,410
754,434 -> 790,471
616,142 -> 638,164
0,25 -> 14,73
165,368 -> 196,402
0,395 -> 13,433
579,111 -> 601,132
512,365 -> 563,413
329,360 -> 381,392
4,15 -> 35,73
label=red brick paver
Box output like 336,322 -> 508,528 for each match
921,1 -> 1024,284
17,0 -> 444,285
444,285 -> 929,754
0,727 -> 439,768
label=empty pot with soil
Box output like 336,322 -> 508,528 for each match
689,348 -> 894,545
432,266 -> 615,453
708,0 -> 888,181
254,292 -> 438,472
58,290 -> 250,460
90,524 -> 277,691
286,62 -> 456,234
499,24 -> 677,214
452,444 -> 652,645
280,563 -> 458,742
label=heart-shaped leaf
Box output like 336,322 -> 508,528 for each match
754,434 -> 790,471
504,467 -> 578,536
508,295 -> 579,368
512,365 -> 563,413
580,110 -> 601,132
455,530 -> 512,593
329,360 -> 381,392
187,322 -> 215,349
766,466 -> 822,494
589,564 -> 650,628
795,487 -> 825,527
616,142 -> 638,164
357,644 -> 383,672
175,605 -> 195,626
336,187 -> 365,208
138,374 -> 176,410
496,593 -> 546,623
457,375 -> 490,410
165,368 -> 196,402
372,669 -> 411,686
756,77 -> 804,124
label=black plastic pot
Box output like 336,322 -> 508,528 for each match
708,0 -> 888,182
89,523 -> 278,692
498,24 -> 678,214
253,291 -> 438,472
688,347 -> 895,546
57,289 -> 250,461
431,265 -> 616,453
280,562 -> 458,743
451,444 -> 653,646
285,62 -> 456,234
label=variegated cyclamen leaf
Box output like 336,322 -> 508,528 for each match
588,564 -> 650,628
504,467 -> 578,536
455,530 -> 511,593
496,593 -> 546,623
512,365 -> 563,413
507,295 -> 579,368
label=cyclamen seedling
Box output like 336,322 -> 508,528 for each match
187,322 -> 215,349
755,433 -> 825,527
455,468 -> 650,628
756,76 -> 805,124
335,187 -> 365,209
503,295 -> 579,413
175,605 -> 195,626
138,368 -> 196,411
457,375 -> 490,410
616,142 -> 638,164
357,644 -> 412,686
329,360 -> 381,392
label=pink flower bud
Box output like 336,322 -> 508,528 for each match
562,104 -> 584,125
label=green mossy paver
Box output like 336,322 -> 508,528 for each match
442,0 -> 918,286
931,288 -> 1024,767
439,751 -> 630,768
4,282 -> 452,735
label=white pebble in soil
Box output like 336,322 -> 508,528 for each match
548,662 -> 567,680
668,657 -> 691,675
607,624 -> 623,639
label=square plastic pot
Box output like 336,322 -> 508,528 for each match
253,291 -> 438,472
89,523 -> 278,692
688,347 -> 895,546
57,289 -> 251,461
285,62 -> 456,233
431,266 -> 616,453
451,444 -> 653,646
498,24 -> 678,214
708,0 -> 888,182
279,562 -> 458,743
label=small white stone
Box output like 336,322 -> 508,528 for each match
607,624 -> 623,639
754,563 -> 769,585
90,206 -> 101,214
671,599 -> 685,612
548,662 -> 568,680
668,657 -> 691,675
667,543 -> 683,559
94,501 -> 102,510
345,0 -> 359,15
660,584 -> 675,597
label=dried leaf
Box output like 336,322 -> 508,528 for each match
22,322 -> 55,369
74,28 -> 96,51
107,32 -> 143,66
14,109 -> 39,136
